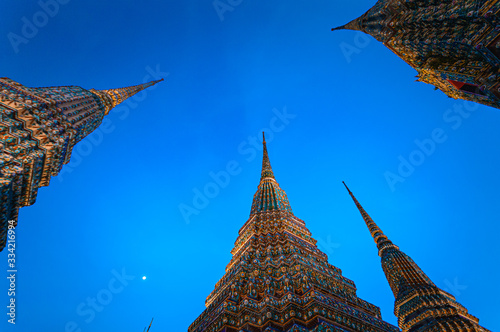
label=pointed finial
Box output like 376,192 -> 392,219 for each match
146,317 -> 154,332
261,132 -> 275,180
331,17 -> 364,33
249,134 -> 292,215
89,79 -> 163,115
343,182 -> 398,256
331,25 -> 346,31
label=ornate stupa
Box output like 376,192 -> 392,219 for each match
333,0 -> 500,109
189,134 -> 399,332
0,77 -> 163,250
343,182 -> 490,332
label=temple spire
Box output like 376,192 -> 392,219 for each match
191,134 -> 400,332
249,135 -> 292,215
331,0 -> 391,42
0,77 -> 163,251
333,0 -> 500,109
143,318 -> 153,332
331,17 -> 364,32
343,182 -> 489,331
89,78 -> 164,115
261,132 -> 275,180
342,182 -> 398,256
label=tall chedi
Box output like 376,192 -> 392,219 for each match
343,183 -> 490,332
189,134 -> 399,332
333,0 -> 500,109
0,77 -> 162,251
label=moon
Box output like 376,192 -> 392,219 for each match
142,276 -> 147,280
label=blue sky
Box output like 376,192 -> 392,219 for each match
1,0 -> 499,331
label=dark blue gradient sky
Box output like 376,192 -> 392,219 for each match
1,1 -> 499,331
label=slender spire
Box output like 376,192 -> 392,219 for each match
261,132 -> 275,180
89,78 -> 163,115
331,0 -> 390,42
331,18 -> 364,32
342,182 -> 398,256
144,318 -> 153,332
192,139 -> 401,332
249,134 -> 292,215
343,182 -> 489,331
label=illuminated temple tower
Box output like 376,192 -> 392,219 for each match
333,0 -> 500,109
189,134 -> 399,332
343,183 -> 490,332
0,77 -> 162,250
